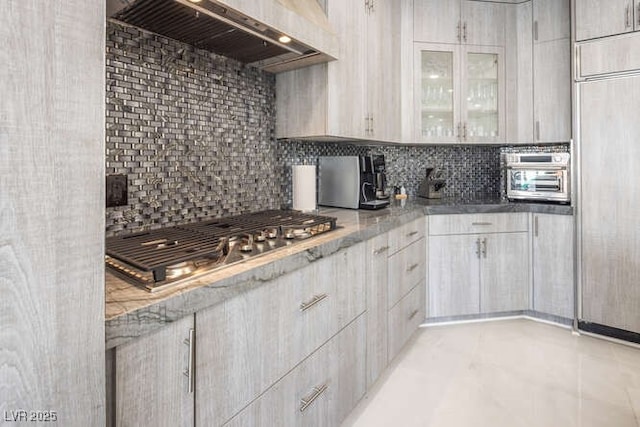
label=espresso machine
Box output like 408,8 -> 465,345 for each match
318,155 -> 390,210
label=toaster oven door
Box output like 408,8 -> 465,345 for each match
507,168 -> 569,202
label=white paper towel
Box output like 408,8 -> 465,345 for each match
292,165 -> 316,212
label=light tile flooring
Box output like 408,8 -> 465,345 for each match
343,318 -> 640,427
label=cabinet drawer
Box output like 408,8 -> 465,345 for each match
429,213 -> 528,235
388,238 -> 426,308
388,217 -> 426,255
225,315 -> 367,427
388,281 -> 424,362
196,243 -> 366,426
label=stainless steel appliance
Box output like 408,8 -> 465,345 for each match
318,155 -> 390,210
105,210 -> 337,292
506,152 -> 570,203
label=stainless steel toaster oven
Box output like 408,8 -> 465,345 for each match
506,152 -> 570,203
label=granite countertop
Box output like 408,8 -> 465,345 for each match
105,197 -> 572,349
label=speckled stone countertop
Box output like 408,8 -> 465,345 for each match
105,198 -> 572,349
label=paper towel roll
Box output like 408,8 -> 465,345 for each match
292,165 -> 316,212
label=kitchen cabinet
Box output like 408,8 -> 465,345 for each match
532,214 -> 574,319
195,242 -> 366,426
532,0 -> 571,143
225,315 -> 366,427
575,0 -> 640,41
276,0 -> 403,143
579,74 -> 640,335
365,233 -> 390,388
428,214 -> 529,317
414,43 -> 505,143
1,1 -> 105,425
414,0 -> 506,46
114,316 -> 195,427
388,280 -> 425,361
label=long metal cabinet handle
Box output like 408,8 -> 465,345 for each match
407,263 -> 419,273
471,222 -> 492,226
457,122 -> 462,139
475,238 -> 481,258
300,384 -> 328,412
533,21 -> 538,41
373,245 -> 390,255
407,230 -> 419,237
183,328 -> 195,394
409,309 -> 419,320
300,294 -> 328,312
463,123 -> 467,139
457,21 -> 461,42
534,215 -> 539,237
481,238 -> 487,258
463,22 -> 467,42
637,2 -> 640,26
626,4 -> 631,28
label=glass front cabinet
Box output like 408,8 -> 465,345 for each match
414,43 -> 505,144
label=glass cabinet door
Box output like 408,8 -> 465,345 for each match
415,44 -> 460,143
462,46 -> 504,143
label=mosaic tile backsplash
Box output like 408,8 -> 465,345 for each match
105,21 -> 568,236
105,21 -> 281,235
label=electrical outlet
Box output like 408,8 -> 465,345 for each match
106,174 -> 128,207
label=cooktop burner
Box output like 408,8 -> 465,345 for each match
105,210 -> 337,292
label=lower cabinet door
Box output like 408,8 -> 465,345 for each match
388,237 -> 426,308
428,234 -> 481,317
225,315 -> 367,427
480,232 -> 530,312
388,281 -> 425,362
114,315 -> 195,427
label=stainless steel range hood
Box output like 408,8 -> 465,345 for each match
106,0 -> 337,73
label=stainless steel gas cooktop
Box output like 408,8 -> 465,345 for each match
105,210 -> 337,292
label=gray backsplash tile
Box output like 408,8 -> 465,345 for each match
105,21 -> 567,236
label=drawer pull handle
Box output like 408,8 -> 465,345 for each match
481,238 -> 487,258
471,222 -> 492,226
407,263 -> 419,273
409,309 -> 419,320
300,294 -> 328,312
182,329 -> 195,394
373,245 -> 390,255
407,231 -> 419,237
300,384 -> 328,412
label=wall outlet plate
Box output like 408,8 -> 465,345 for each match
106,174 -> 128,207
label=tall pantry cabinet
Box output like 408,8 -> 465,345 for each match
577,4 -> 640,336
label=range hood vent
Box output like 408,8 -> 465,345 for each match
108,0 -> 336,73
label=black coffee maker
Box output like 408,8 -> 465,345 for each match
359,155 -> 390,210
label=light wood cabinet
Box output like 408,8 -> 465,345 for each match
576,0 -> 639,41
388,238 -> 427,309
414,43 -> 505,143
276,0 -> 403,143
532,0 -> 571,143
195,243 -> 366,426
225,314 -> 366,427
414,0 -> 506,46
579,75 -> 640,334
388,281 -> 425,361
115,316 -> 195,427
365,233 -> 390,388
480,232 -> 529,312
532,214 -> 574,319
428,214 -> 529,317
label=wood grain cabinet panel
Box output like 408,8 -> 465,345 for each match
195,243 -> 366,426
532,214 -> 574,319
576,0 -> 636,41
365,233 -> 390,388
225,315 -> 366,427
580,76 -> 640,334
388,281 -> 426,361
388,238 -> 426,309
115,316 -> 195,427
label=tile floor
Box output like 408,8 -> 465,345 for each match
343,318 -> 640,427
